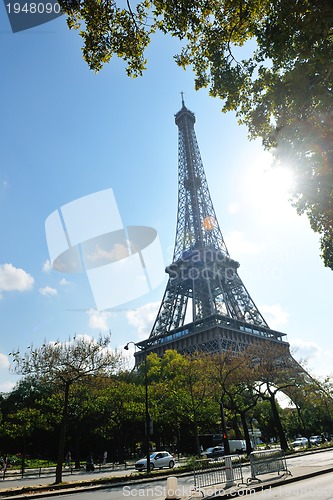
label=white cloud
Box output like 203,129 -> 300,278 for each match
260,303 -> 289,329
291,338 -> 321,357
0,353 -> 10,369
42,260 -> 52,273
289,338 -> 333,378
59,278 -> 71,286
126,301 -> 160,339
85,243 -> 128,265
0,355 -> 14,393
290,338 -> 322,367
0,263 -> 34,292
0,380 -> 16,393
87,309 -> 111,330
39,286 -> 57,296
122,348 -> 136,369
50,333 -> 94,347
225,231 -> 259,256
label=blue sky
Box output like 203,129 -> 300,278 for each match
1,7 -> 332,392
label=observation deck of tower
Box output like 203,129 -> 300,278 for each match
135,99 -> 290,365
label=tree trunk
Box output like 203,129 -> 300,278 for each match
269,395 -> 288,451
232,414 -> 242,439
220,401 -> 230,455
20,435 -> 26,478
240,411 -> 252,455
193,413 -> 201,456
74,423 -> 81,469
55,381 -> 71,484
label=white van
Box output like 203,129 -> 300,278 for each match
228,440 -> 246,453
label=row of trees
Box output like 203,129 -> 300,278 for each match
1,335 -> 332,483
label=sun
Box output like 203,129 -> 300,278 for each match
265,166 -> 294,197
245,152 -> 295,217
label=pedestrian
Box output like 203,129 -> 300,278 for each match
65,451 -> 71,467
1,456 -> 7,474
102,450 -> 107,465
86,452 -> 95,472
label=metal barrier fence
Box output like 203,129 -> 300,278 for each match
248,448 -> 291,483
1,462 -> 129,481
193,455 -> 245,491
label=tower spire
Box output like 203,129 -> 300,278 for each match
181,91 -> 185,108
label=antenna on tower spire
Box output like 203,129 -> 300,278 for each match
181,91 -> 185,108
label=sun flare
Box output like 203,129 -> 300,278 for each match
264,166 -> 294,197
245,152 -> 295,217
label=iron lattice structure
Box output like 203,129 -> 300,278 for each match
135,100 -> 289,364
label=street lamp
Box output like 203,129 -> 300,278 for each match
124,341 -> 151,473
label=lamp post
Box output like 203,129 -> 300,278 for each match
124,341 -> 151,473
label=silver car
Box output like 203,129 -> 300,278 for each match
310,435 -> 322,445
135,451 -> 175,471
291,437 -> 308,447
200,446 -> 225,459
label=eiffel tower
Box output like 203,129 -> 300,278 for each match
134,98 -> 290,365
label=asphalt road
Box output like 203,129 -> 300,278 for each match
0,449 -> 332,499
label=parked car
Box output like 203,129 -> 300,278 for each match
135,451 -> 175,471
200,446 -> 225,459
291,437 -> 308,448
310,435 -> 321,445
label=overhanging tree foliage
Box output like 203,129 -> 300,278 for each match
58,0 -> 333,268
